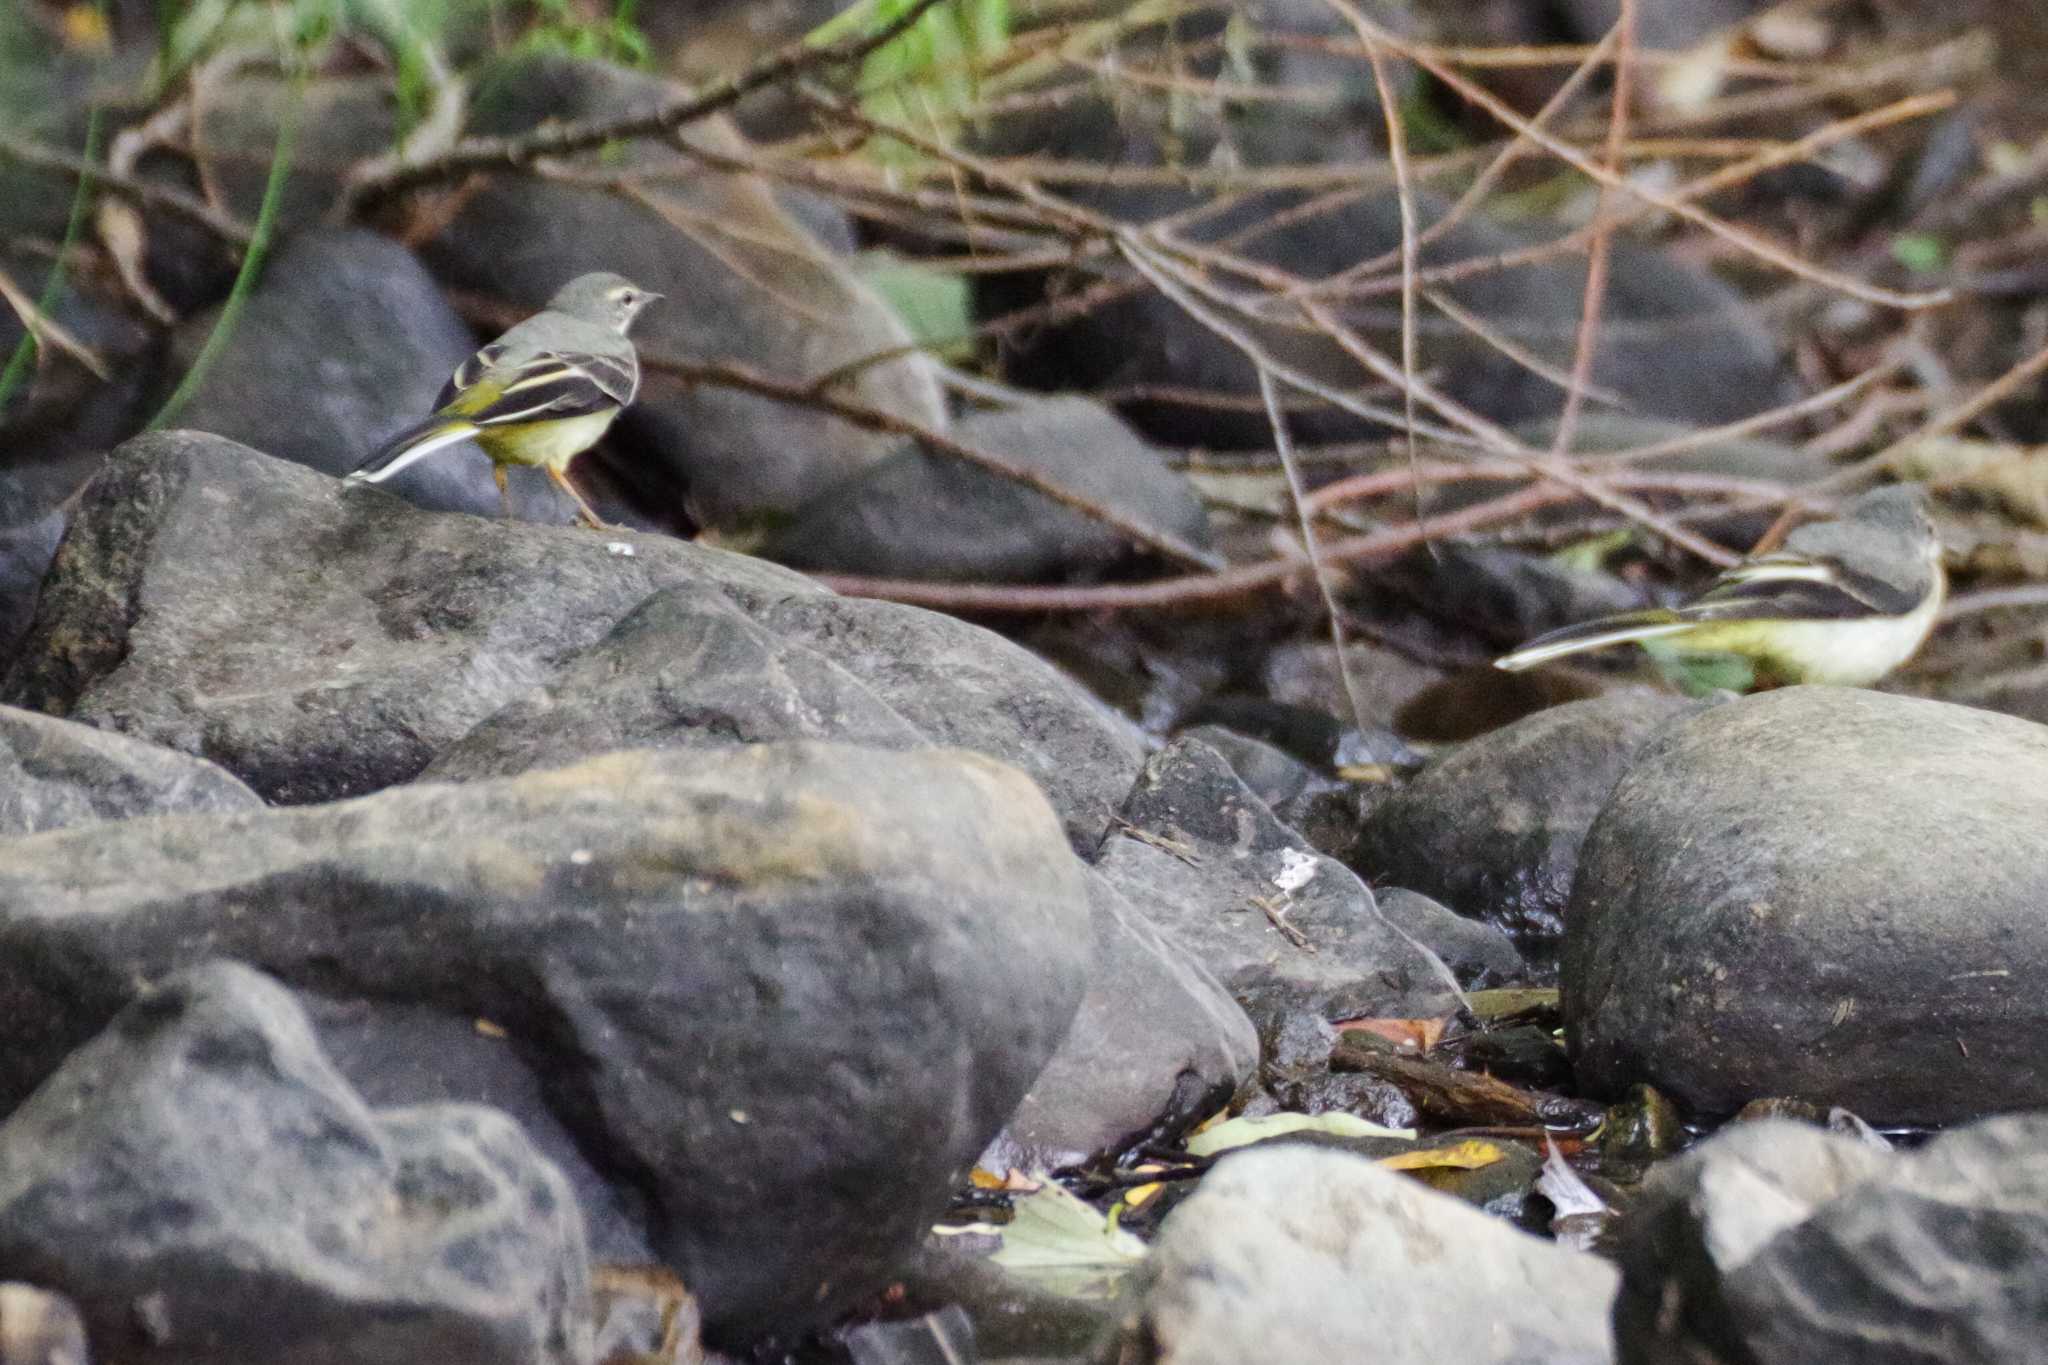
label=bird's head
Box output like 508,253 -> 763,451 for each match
547,272 -> 663,332
1843,483 -> 1940,564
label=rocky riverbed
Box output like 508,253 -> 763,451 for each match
7,2 -> 2048,1363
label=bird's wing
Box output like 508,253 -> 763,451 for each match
1683,553 -> 1922,621
437,344 -> 639,427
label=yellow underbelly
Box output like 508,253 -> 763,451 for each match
474,409 -> 619,472
1667,587 -> 1942,688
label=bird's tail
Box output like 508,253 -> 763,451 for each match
1494,609 -> 1692,672
345,417 -> 480,486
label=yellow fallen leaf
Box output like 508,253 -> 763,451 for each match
1376,1139 -> 1506,1173
64,4 -> 112,52
1115,1164 -> 1170,1210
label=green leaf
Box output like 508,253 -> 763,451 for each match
984,1183 -> 1147,1300
1185,1111 -> 1415,1159
1641,640 -> 1757,696
859,255 -> 973,358
1547,528 -> 1634,575
1890,233 -> 1946,274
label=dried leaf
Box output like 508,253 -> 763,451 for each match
1334,1015 -> 1450,1053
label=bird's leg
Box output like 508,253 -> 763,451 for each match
492,464 -> 512,521
548,465 -> 613,531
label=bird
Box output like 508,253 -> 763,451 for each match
1494,485 -> 1945,689
346,272 -> 661,527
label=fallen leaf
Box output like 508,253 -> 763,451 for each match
984,1183 -> 1148,1300
1376,1139 -> 1506,1173
1185,1111 -> 1415,1159
1334,1015 -> 1450,1053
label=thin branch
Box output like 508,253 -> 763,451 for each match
816,483 -> 1567,611
1258,363 -> 1375,741
0,263 -> 109,379
1943,584 -> 2048,620
338,0 -> 956,213
1351,16 -> 1424,535
1294,24 -> 1621,302
0,130 -> 255,246
1819,337 -> 2048,491
1548,0 -> 1632,463
1303,463 -> 1798,517
1314,1 -> 1950,310
1125,237 -> 1738,564
636,350 -> 1225,572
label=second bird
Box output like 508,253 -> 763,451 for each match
1494,485 -> 1944,689
347,272 -> 661,527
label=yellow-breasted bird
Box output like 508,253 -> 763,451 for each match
1494,485 -> 1944,689
346,272 -> 660,527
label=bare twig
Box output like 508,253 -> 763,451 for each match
1314,2 -> 1950,311
1819,338 -> 2048,491
1350,14 -> 1424,536
1258,363 -> 1378,744
1943,584 -> 2048,620
1547,0 -> 1633,463
636,350 -> 1226,572
338,0 -> 955,213
816,483 -> 1568,611
0,262 -> 109,379
0,130 -> 255,246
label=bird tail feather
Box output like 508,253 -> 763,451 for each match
345,418 -> 479,485
1495,611 -> 1691,672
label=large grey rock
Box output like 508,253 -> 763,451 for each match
2,430 -> 807,803
425,54 -> 948,527
1,433 -> 1141,849
1352,692 -> 1701,946
1615,1113 -> 2048,1364
166,228 -> 566,520
983,873 -> 1259,1172
0,742 -> 1092,1342
1096,738 -> 1464,1021
765,395 -> 1212,581
0,961 -> 592,1365
1565,687 -> 2048,1123
0,704 -> 260,835
1113,1145 -> 1618,1364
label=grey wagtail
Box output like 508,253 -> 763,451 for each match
347,272 -> 660,527
1495,485 -> 1944,688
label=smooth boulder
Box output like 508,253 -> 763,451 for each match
1565,687 -> 2048,1123
1352,692 -> 1701,946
